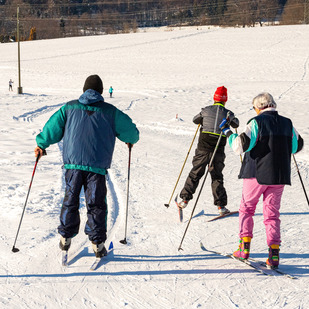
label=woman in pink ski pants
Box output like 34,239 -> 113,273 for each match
219,92 -> 303,268
239,178 -> 284,246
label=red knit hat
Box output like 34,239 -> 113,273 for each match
213,86 -> 228,102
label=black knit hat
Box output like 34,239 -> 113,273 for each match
83,75 -> 103,94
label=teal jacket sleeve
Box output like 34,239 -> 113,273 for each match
36,106 -> 67,149
292,127 -> 304,154
114,109 -> 139,144
228,119 -> 258,154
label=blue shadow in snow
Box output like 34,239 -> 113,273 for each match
1,251 -> 309,279
197,211 -> 309,218
280,212 -> 309,216
68,247 -> 92,266
0,268 -> 258,279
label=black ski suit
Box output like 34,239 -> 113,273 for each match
180,102 -> 239,207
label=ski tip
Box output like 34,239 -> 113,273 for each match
108,241 -> 114,250
200,242 -> 206,250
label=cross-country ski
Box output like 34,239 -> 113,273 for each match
90,242 -> 114,271
207,210 -> 239,222
174,195 -> 184,222
200,242 -> 297,279
61,251 -> 68,267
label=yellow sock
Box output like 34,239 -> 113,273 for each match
270,244 -> 280,249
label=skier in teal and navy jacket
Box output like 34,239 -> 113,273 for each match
34,75 -> 139,257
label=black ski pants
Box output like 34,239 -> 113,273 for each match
58,169 -> 108,244
180,148 -> 227,207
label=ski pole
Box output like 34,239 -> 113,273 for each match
293,154 -> 309,207
178,131 -> 223,251
235,128 -> 243,163
164,124 -> 201,208
120,143 -> 132,245
12,155 -> 40,253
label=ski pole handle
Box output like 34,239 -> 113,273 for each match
235,129 -> 243,163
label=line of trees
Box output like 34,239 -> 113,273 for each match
0,0 -> 308,41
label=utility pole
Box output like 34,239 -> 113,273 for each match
304,0 -> 309,24
17,7 -> 23,94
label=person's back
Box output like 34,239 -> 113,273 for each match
36,79 -> 138,176
224,92 -> 303,269
178,86 -> 239,215
61,93 -> 135,173
195,103 -> 238,153
35,74 -> 139,258
240,110 -> 295,185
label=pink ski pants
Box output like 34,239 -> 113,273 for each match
239,178 -> 285,246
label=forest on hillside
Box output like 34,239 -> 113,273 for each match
1,0 -> 308,41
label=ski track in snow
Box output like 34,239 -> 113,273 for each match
0,27 -> 219,64
13,102 -> 65,122
278,54 -> 309,100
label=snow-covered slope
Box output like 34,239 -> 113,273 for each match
0,24 -> 308,308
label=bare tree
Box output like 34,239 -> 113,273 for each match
225,0 -> 252,27
281,0 -> 306,24
255,0 -> 280,26
0,0 -> 302,41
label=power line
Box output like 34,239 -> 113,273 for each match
0,1 -> 292,22
0,0 -> 304,35
0,0 -> 284,10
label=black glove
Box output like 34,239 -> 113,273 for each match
224,111 -> 240,129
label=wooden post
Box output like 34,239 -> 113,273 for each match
17,7 -> 23,94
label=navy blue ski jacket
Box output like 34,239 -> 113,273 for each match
36,89 -> 139,175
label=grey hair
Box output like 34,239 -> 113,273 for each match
252,92 -> 277,110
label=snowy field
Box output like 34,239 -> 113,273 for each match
0,24 -> 309,308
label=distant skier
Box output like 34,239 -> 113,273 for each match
34,75 -> 139,258
178,86 -> 239,215
109,86 -> 113,98
220,92 -> 303,269
9,79 -> 14,91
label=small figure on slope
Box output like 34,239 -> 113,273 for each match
9,79 -> 14,91
109,86 -> 113,98
34,75 -> 139,258
220,92 -> 304,269
178,86 -> 239,215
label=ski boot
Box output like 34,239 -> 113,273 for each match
233,237 -> 251,260
92,242 -> 107,258
59,236 -> 71,251
266,244 -> 280,269
218,206 -> 230,215
178,200 -> 188,209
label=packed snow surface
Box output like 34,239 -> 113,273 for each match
0,24 -> 309,308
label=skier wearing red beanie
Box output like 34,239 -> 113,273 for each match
178,86 -> 239,215
213,86 -> 228,103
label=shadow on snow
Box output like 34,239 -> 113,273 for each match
2,251 -> 309,279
